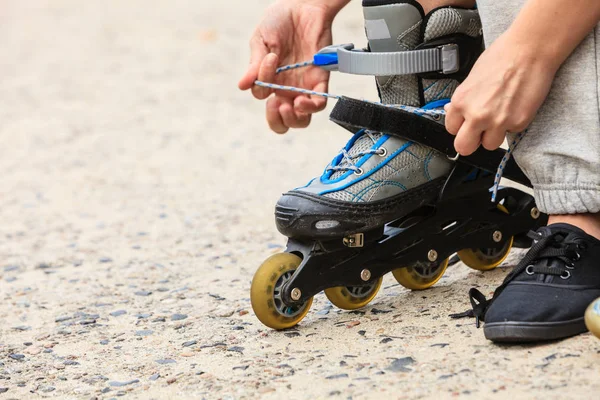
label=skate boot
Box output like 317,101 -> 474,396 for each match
276,1 -> 482,240
251,0 -> 547,330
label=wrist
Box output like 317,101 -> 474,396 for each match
286,0 -> 348,22
501,28 -> 563,74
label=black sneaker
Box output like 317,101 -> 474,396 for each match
459,223 -> 600,343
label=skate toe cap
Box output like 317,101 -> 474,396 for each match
275,191 -> 368,238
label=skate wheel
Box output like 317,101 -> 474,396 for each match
456,237 -> 514,271
457,204 -> 514,271
324,277 -> 383,310
585,298 -> 600,339
392,258 -> 448,290
250,253 -> 313,330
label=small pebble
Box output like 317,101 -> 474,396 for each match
0,388 -> 8,394
371,308 -> 392,314
135,290 -> 152,296
99,257 -> 113,263
135,330 -> 154,337
167,377 -> 177,384
155,359 -> 176,365
171,314 -> 188,321
100,340 -> 109,345
386,357 -> 415,373
227,346 -> 244,353
9,354 -> 25,361
109,379 -> 139,387
149,374 -> 160,381
182,340 -> 197,347
110,310 -> 127,317
346,321 -> 361,328
326,374 -> 349,380
25,347 -> 41,355
12,326 -> 31,331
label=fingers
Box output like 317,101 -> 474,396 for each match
252,53 -> 279,100
266,97 -> 287,134
481,126 -> 506,151
238,36 -> 269,91
454,120 -> 483,156
267,97 -> 313,134
444,103 -> 464,136
280,101 -> 311,129
446,102 -> 505,155
295,95 -> 327,114
295,80 -> 328,114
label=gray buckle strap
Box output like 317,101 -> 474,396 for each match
335,44 -> 459,76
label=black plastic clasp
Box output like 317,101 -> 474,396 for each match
415,33 -> 483,81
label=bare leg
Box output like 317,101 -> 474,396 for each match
549,214 -> 600,240
418,0 -> 476,14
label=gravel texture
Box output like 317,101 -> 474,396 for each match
0,1 -> 599,399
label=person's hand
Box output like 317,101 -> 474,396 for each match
444,33 -> 558,155
238,0 -> 339,133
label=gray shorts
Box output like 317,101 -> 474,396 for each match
478,1 -> 600,215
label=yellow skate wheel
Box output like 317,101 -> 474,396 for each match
585,298 -> 600,339
457,204 -> 514,271
251,253 -> 313,330
457,237 -> 514,271
392,258 -> 448,290
324,276 -> 383,310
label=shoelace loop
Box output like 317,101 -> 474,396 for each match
325,130 -> 385,174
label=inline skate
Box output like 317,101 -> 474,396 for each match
251,0 -> 547,330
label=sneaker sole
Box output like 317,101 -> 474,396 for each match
484,318 -> 587,343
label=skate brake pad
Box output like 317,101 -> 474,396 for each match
330,96 -> 532,188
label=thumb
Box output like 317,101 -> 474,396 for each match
238,36 -> 269,90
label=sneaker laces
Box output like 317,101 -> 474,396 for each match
450,229 -> 585,327
325,129 -> 388,175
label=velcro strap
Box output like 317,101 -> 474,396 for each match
329,97 -> 532,187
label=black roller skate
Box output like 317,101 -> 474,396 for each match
250,0 -> 547,330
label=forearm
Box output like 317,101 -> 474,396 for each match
505,0 -> 600,71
